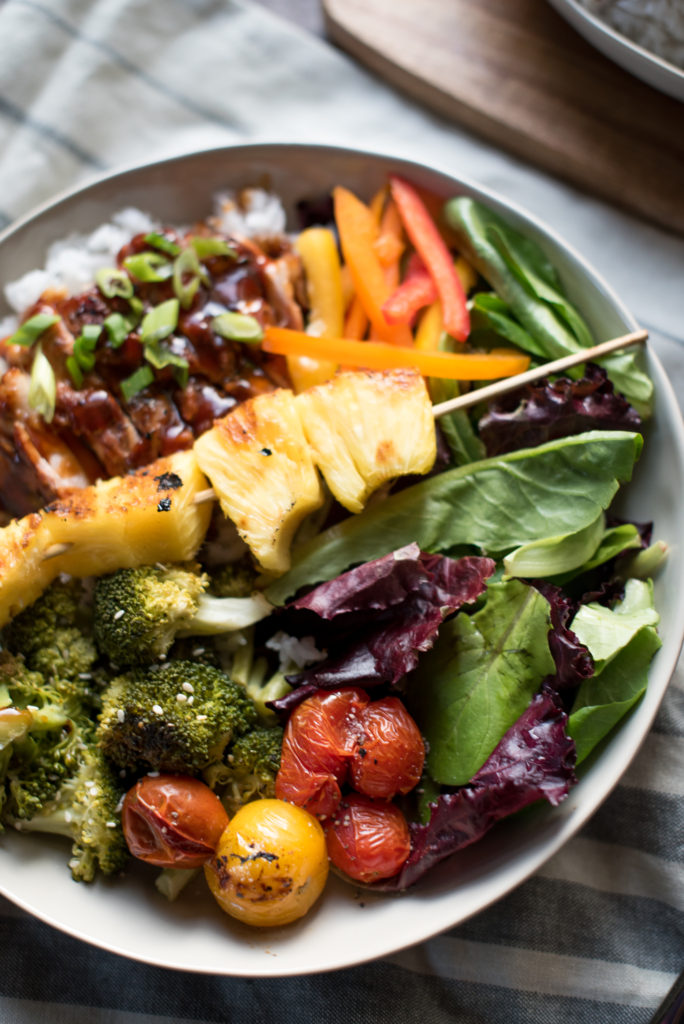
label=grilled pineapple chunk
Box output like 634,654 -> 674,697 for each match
0,514 -> 57,627
295,369 -> 436,513
43,449 -> 212,578
194,388 -> 324,574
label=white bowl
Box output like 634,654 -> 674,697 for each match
0,143 -> 682,976
547,0 -> 684,101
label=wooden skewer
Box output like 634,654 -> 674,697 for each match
431,328 -> 648,419
38,328 -> 648,561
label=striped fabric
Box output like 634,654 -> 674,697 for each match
0,1 -> 682,1020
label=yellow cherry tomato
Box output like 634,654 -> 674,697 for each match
204,799 -> 329,927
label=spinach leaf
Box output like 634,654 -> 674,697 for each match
503,513 -> 605,579
265,431 -> 642,604
444,197 -> 653,415
407,580 -> 555,786
570,578 -> 659,667
470,293 -> 544,357
569,626 -> 660,764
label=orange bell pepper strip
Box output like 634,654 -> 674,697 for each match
333,186 -> 413,347
389,175 -> 470,342
263,326 -> 529,381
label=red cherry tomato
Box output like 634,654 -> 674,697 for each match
122,773 -> 230,868
275,687 -> 369,817
325,793 -> 411,883
350,696 -> 425,800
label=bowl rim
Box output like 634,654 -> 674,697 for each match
0,141 -> 682,976
546,0 -> 684,100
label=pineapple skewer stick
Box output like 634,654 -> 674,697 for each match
37,329 -> 648,562
431,328 -> 648,420
187,328 -> 649,509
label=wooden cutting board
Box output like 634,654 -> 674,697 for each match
322,0 -> 684,236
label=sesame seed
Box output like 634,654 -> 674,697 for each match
152,704 -> 163,715
182,682 -> 194,693
147,771 -> 160,778
187,695 -> 194,706
116,709 -> 125,723
192,647 -> 205,657
196,714 -> 208,722
113,609 -> 125,621
105,821 -> 117,828
176,693 -> 187,703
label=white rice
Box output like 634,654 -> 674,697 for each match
1,188 -> 288,337
266,631 -> 327,671
579,0 -> 684,70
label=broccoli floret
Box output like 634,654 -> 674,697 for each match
0,650 -> 95,821
230,630 -> 292,722
11,745 -> 128,881
205,725 -> 282,815
93,565 -> 273,666
208,556 -> 259,598
97,660 -> 259,774
5,579 -> 98,684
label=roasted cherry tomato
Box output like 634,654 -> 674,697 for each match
275,687 -> 369,817
122,773 -> 230,869
325,793 -> 411,883
204,798 -> 329,927
350,696 -> 425,800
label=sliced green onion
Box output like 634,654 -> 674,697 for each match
103,312 -> 131,349
120,365 -> 154,402
144,232 -> 181,257
28,343 -> 56,422
7,312 -> 61,348
127,296 -> 144,323
95,267 -> 134,300
172,247 -> 207,310
73,323 -> 101,372
66,354 -> 84,388
123,252 -> 173,282
191,236 -> 238,260
211,311 -> 263,343
140,298 -> 179,345
143,342 -> 189,388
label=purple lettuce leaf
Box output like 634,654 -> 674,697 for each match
378,690 -> 577,890
478,364 -> 642,457
271,545 -> 495,707
533,581 -> 594,690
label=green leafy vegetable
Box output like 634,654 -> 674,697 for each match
428,333 -> 485,466
444,197 -> 653,414
570,578 -> 659,668
7,313 -> 60,348
503,514 -> 605,579
265,431 -> 642,604
408,580 -> 555,785
469,292 -> 540,355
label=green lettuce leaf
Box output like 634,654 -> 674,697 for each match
407,580 -> 555,785
265,431 -> 642,605
571,578 -> 659,668
503,513 -> 605,579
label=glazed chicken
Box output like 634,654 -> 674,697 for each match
0,228 -> 305,518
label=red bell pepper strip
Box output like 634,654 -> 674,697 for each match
382,253 -> 438,325
389,175 -> 470,342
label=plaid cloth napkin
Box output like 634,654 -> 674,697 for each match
0,1 -> 682,1020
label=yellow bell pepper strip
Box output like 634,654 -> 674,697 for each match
287,227 -> 344,391
333,186 -> 413,347
263,327 -> 530,380
415,300 -> 444,352
389,175 -> 470,342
